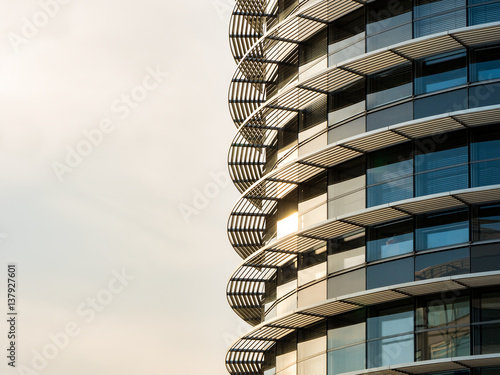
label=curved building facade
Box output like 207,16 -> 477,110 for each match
226,1 -> 500,375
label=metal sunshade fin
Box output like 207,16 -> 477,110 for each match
392,34 -> 462,60
301,300 -> 360,317
453,22 -> 500,46
454,106 -> 500,126
302,220 -> 360,240
395,195 -> 465,215
394,116 -> 464,139
341,50 -> 407,75
342,289 -> 409,306
456,186 -> 500,204
398,360 -> 466,374
341,207 -> 408,226
396,279 -> 466,296
342,130 -> 408,152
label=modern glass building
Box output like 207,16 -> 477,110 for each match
225,1 -> 500,375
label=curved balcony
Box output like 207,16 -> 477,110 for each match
228,184 -> 500,324
228,105 -> 500,259
229,22 -> 500,193
226,271 -> 500,375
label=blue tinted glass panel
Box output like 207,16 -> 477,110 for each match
471,126 -> 500,161
469,2 -> 500,25
415,165 -> 469,195
471,45 -> 500,82
367,232 -> 413,260
367,334 -> 414,367
368,219 -> 414,261
368,309 -> 414,338
469,83 -> 500,108
415,141 -> 468,172
367,102 -> 413,131
414,0 -> 465,17
476,205 -> 500,241
471,160 -> 500,187
367,23 -> 412,51
416,220 -> 469,250
367,159 -> 413,185
416,210 -> 469,250
366,258 -> 414,289
367,177 -> 413,206
414,9 -> 466,38
415,247 -> 470,280
414,89 -> 468,118
415,51 -> 467,95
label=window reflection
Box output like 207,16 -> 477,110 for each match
367,219 -> 414,261
415,51 -> 467,94
416,209 -> 469,250
367,303 -> 414,367
367,143 -> 413,206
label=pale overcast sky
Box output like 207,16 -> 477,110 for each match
0,1 -> 244,374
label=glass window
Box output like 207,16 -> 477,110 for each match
415,51 -> 467,95
471,44 -> 500,82
469,0 -> 500,26
301,96 -> 327,131
367,219 -> 414,261
479,290 -> 500,322
482,367 -> 500,375
414,0 -> 466,38
469,83 -> 500,109
299,173 -> 327,203
367,303 -> 414,367
328,310 -> 365,375
299,246 -> 327,270
328,269 -> 365,298
329,8 -> 365,46
479,323 -> 500,354
414,88 -> 468,118
367,101 -> 413,131
328,230 -> 365,273
299,29 -> 327,67
415,130 -> 469,196
367,257 -> 414,289
328,156 -> 366,217
416,209 -> 469,251
278,117 -> 298,151
328,309 -> 365,348
416,294 -> 470,360
367,143 -> 413,206
366,0 -> 412,51
471,124 -> 500,187
416,326 -> 470,360
328,8 -> 366,66
416,294 -> 469,330
415,247 -> 470,280
471,243 -> 500,273
328,344 -> 365,374
328,78 -> 365,114
474,204 -> 500,241
367,63 -> 412,109
278,261 -> 298,285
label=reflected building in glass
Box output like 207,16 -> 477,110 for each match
225,0 -> 500,374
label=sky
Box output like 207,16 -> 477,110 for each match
0,1 -> 246,374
